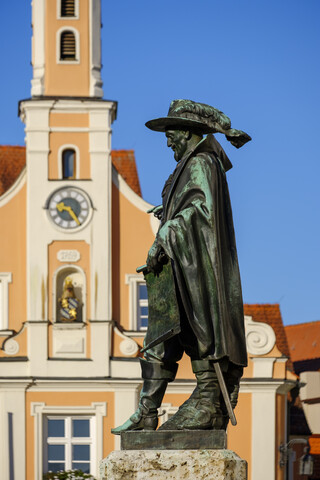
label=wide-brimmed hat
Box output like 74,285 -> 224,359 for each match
145,99 -> 251,149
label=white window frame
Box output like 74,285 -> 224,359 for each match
31,402 -> 106,480
58,144 -> 80,180
56,27 -> 80,64
125,273 -> 148,332
44,416 -> 93,474
0,273 -> 12,331
57,0 -> 79,20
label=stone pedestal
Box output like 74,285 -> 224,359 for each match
99,449 -> 247,479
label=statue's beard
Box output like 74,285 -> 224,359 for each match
174,150 -> 180,162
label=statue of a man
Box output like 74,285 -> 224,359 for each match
112,99 -> 251,434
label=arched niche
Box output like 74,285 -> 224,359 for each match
53,265 -> 86,323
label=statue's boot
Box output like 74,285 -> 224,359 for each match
182,360 -> 223,430
111,358 -> 177,435
158,386 -> 200,430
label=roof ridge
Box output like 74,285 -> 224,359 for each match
0,145 -> 26,149
112,149 -> 134,153
285,320 -> 320,329
244,303 -> 280,307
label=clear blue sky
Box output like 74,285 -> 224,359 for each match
0,1 -> 319,325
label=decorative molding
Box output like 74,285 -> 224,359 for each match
31,0 -> 46,96
3,338 -> 19,355
57,249 -> 81,262
50,127 -> 91,132
0,330 -> 13,337
53,333 -> 85,356
89,0 -> 103,97
29,378 -> 141,392
110,359 -> 141,379
52,321 -> 85,330
114,326 -> 139,356
251,357 -> 276,378
245,315 -> 276,356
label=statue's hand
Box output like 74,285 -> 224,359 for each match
147,240 -> 163,273
147,205 -> 163,220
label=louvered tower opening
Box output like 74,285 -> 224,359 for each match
60,31 -> 76,61
61,0 -> 75,17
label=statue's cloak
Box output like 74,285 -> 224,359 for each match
156,134 -> 247,366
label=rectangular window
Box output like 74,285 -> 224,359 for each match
125,274 -> 149,331
137,283 -> 148,330
44,416 -> 93,475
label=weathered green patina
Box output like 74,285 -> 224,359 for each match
138,262 -> 181,353
111,100 -> 251,436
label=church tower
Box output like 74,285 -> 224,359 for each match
20,0 -> 117,366
31,0 -> 103,97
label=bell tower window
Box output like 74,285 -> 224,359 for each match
62,149 -> 76,179
61,0 -> 75,17
60,31 -> 76,61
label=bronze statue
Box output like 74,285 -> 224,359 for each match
112,99 -> 251,434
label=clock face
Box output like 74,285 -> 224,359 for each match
47,187 -> 92,230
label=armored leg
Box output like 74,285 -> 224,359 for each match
111,358 -> 177,435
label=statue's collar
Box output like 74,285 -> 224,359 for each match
179,134 -> 233,171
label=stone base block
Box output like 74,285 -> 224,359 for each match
99,449 -> 247,480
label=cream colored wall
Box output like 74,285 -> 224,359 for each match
0,184 -> 26,332
45,0 -> 90,96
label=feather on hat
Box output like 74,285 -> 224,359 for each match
145,99 -> 251,149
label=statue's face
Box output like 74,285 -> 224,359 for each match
165,129 -> 188,162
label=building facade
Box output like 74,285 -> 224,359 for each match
0,1 -> 296,479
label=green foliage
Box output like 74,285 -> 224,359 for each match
43,469 -> 95,480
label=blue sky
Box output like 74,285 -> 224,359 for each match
0,1 -> 319,325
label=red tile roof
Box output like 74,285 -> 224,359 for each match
111,150 -> 142,197
244,304 -> 293,369
310,435 -> 320,455
285,321 -> 320,363
0,146 -> 142,197
0,146 -> 26,196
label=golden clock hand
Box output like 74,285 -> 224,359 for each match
67,207 -> 81,225
56,201 -> 66,213
56,202 -> 81,225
